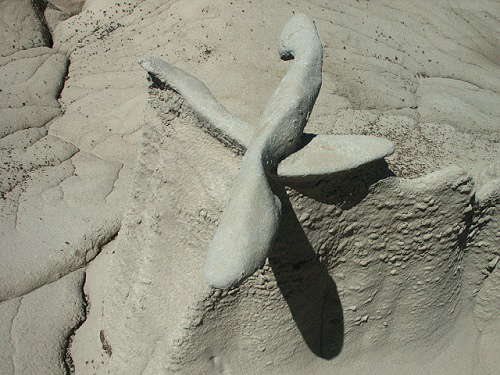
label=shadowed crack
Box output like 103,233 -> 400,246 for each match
64,272 -> 88,375
31,0 -> 54,47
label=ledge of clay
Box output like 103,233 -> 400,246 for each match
278,134 -> 394,180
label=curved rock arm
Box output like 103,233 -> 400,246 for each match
139,56 -> 254,152
204,14 -> 323,289
253,13 -> 323,167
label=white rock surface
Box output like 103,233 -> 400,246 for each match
48,0 -> 85,16
0,1 -> 135,372
0,45 -> 126,302
278,134 -> 394,180
0,270 -> 85,375
0,0 -> 498,374
0,0 -> 51,57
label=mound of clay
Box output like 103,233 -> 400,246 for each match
0,1 -> 498,374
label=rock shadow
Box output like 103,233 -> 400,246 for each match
267,160 -> 393,358
279,159 -> 395,209
268,184 -> 344,359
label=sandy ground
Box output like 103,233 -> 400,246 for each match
0,0 -> 498,374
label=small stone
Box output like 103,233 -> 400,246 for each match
299,213 -> 310,222
487,256 -> 499,271
423,233 -> 433,241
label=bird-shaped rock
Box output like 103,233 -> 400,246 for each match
139,14 -> 394,289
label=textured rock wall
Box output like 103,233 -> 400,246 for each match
99,83 -> 497,374
0,0 -> 498,374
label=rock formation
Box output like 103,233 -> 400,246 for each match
140,14 -> 394,289
0,1 -> 498,374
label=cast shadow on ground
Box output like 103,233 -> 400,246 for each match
268,184 -> 344,359
268,160 -> 395,358
280,159 -> 395,209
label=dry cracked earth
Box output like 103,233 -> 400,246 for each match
0,1 -> 498,374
